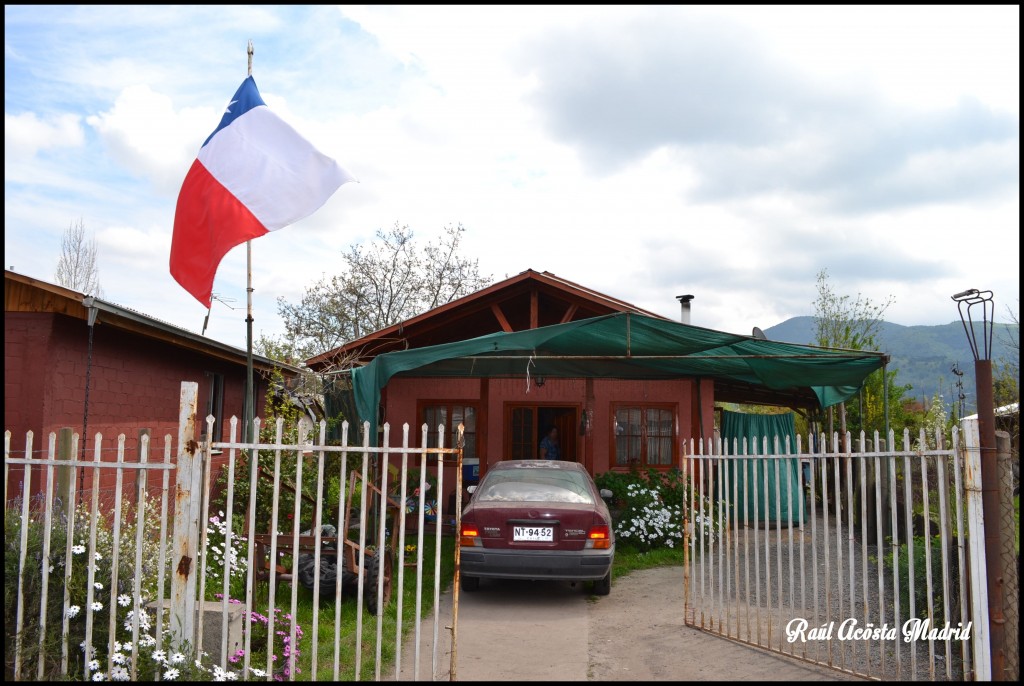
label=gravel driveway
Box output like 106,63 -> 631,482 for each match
389,566 -> 866,681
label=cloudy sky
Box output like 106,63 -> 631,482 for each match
5,5 -> 1019,352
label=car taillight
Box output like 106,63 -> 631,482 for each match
460,523 -> 481,547
586,525 -> 611,549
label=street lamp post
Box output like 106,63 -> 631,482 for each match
952,288 -> 1005,680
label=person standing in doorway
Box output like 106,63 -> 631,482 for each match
539,425 -> 560,460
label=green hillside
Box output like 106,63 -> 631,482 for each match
763,317 -> 1019,415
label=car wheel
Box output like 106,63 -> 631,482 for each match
592,569 -> 611,596
460,574 -> 480,592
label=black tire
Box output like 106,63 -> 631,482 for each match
364,548 -> 394,615
460,574 -> 480,592
592,569 -> 611,596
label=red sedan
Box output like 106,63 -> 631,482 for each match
458,460 -> 615,595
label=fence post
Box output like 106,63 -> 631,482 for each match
996,430 -> 1019,681
137,428 -> 151,507
963,419 -> 991,680
170,382 -> 201,654
56,427 -> 74,508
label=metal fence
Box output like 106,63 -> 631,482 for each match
5,381 -> 462,681
682,426 -> 987,681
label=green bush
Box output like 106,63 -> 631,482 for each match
4,493 -> 183,680
595,468 -> 718,553
881,534 -> 960,624
3,492 -> 274,681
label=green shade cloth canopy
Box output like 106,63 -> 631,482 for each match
350,313 -> 887,441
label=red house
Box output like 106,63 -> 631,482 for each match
305,269 -> 886,509
4,270 -> 296,503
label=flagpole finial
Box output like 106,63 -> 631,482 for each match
247,40 -> 254,76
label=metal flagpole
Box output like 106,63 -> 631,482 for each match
243,39 -> 255,445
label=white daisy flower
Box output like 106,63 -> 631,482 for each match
94,582 -> 104,590
91,601 -> 103,611
92,672 -> 105,681
163,667 -> 180,680
117,594 -> 131,607
88,659 -> 100,671
170,652 -> 186,664
110,666 -> 129,681
66,605 -> 81,618
72,544 -> 86,555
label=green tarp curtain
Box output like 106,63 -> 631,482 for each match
720,410 -> 802,525
351,312 -> 887,444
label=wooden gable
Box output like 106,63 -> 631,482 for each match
306,269 -> 668,370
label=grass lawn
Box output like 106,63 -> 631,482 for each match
242,532 -> 455,681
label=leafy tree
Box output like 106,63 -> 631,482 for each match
846,368 -> 917,438
812,267 -> 893,352
811,268 -> 897,440
54,217 -> 102,295
254,333 -> 322,398
276,222 -> 491,363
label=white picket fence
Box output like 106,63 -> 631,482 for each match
5,381 -> 463,681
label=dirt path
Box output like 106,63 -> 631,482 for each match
390,566 -> 864,681
586,565 -> 862,681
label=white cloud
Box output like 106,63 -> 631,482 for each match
4,112 -> 84,165
3,4 -> 1018,351
86,85 -> 216,194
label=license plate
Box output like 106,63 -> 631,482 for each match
513,526 -> 553,541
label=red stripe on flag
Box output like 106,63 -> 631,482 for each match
170,160 -> 268,308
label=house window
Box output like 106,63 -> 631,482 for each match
613,404 -> 675,468
422,403 -> 477,460
203,372 -> 224,441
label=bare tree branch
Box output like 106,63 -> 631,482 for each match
55,218 -> 102,295
276,221 -> 492,362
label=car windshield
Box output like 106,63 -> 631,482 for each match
475,469 -> 594,504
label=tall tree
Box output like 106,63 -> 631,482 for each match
55,218 -> 102,295
812,268 -> 897,439
277,222 -> 491,363
812,268 -> 893,352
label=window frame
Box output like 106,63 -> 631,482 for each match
610,402 -> 677,470
417,400 -> 480,460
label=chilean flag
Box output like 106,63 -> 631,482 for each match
170,76 -> 355,308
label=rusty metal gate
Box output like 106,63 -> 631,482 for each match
682,426 -> 988,681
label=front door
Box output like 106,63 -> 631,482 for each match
506,404 -> 578,461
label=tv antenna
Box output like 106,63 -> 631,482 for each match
202,292 -> 240,335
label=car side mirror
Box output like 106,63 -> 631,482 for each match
599,488 -> 613,500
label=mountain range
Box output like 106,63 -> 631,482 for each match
762,317 -> 1019,416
